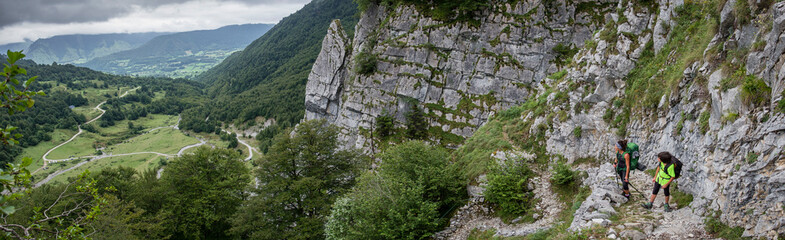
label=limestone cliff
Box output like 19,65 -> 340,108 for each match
305,0 -> 785,238
306,1 -> 615,149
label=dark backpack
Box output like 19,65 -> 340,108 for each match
664,157 -> 683,179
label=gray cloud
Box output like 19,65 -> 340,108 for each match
0,0 -> 310,28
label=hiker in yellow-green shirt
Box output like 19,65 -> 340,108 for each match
641,151 -> 677,212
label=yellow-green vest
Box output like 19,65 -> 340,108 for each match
657,162 -> 676,185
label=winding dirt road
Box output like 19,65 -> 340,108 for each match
30,87 -> 210,186
221,129 -> 255,161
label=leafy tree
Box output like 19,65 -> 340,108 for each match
4,172 -> 105,240
485,158 -> 535,220
406,104 -> 428,140
375,113 -> 395,139
158,147 -> 250,240
230,119 -> 367,239
324,141 -> 465,239
0,52 -> 104,239
1,51 -> 45,145
86,195 -> 168,240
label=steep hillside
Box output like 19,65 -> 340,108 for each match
195,0 -> 358,126
81,24 -> 274,78
306,0 -> 785,238
25,32 -> 168,64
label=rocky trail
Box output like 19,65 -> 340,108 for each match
435,155 -> 712,240
570,163 -> 710,240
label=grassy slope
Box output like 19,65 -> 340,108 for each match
110,128 -> 198,155
48,154 -> 167,184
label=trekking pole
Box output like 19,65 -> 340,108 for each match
612,165 -> 647,201
626,180 -> 647,200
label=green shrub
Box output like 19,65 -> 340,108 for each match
751,40 -> 766,51
572,126 -> 582,138
485,158 -> 536,221
552,43 -> 578,67
704,211 -> 745,240
746,152 -> 758,164
722,111 -> 739,124
600,21 -> 618,42
375,114 -> 395,139
602,108 -> 615,123
699,111 -> 711,134
584,39 -> 597,51
761,113 -> 770,122
670,182 -> 693,208
740,76 -> 771,107
552,162 -> 576,186
406,104 -> 428,140
778,90 -> 785,113
325,141 -> 465,240
548,70 -> 568,80
355,51 -> 378,75
735,0 -> 752,25
676,113 -> 686,134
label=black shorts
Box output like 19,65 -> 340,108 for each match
617,169 -> 629,191
652,181 -> 670,196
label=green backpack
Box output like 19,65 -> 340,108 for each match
626,142 -> 645,171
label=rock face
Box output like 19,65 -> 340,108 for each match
305,0 -> 785,238
305,1 -> 615,149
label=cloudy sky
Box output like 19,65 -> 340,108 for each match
0,0 -> 311,45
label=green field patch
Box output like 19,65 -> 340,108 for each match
108,128 -> 199,155
72,106 -> 102,121
49,153 -> 167,184
17,129 -> 77,171
47,132 -> 101,160
80,86 -> 134,106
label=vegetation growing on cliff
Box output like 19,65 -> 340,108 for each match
616,0 -> 718,136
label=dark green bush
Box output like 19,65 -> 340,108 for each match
740,76 -> 771,107
699,111 -> 710,134
704,211 -> 745,240
324,141 -> 465,239
375,113 -> 395,139
552,43 -> 578,67
485,158 -> 536,220
355,51 -> 378,75
406,104 -> 428,140
572,126 -> 582,138
552,162 -> 576,186
778,90 -> 785,113
734,0 -> 752,25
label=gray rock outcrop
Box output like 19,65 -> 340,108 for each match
305,0 -> 785,238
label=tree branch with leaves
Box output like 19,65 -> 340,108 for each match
0,51 -> 105,240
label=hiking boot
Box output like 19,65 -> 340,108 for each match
641,202 -> 652,209
624,194 -> 630,201
664,204 -> 672,212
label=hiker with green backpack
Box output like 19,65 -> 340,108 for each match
614,140 -> 640,200
641,151 -> 682,212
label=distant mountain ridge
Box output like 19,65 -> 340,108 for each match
80,23 -> 275,79
25,32 -> 169,64
0,41 -> 33,53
